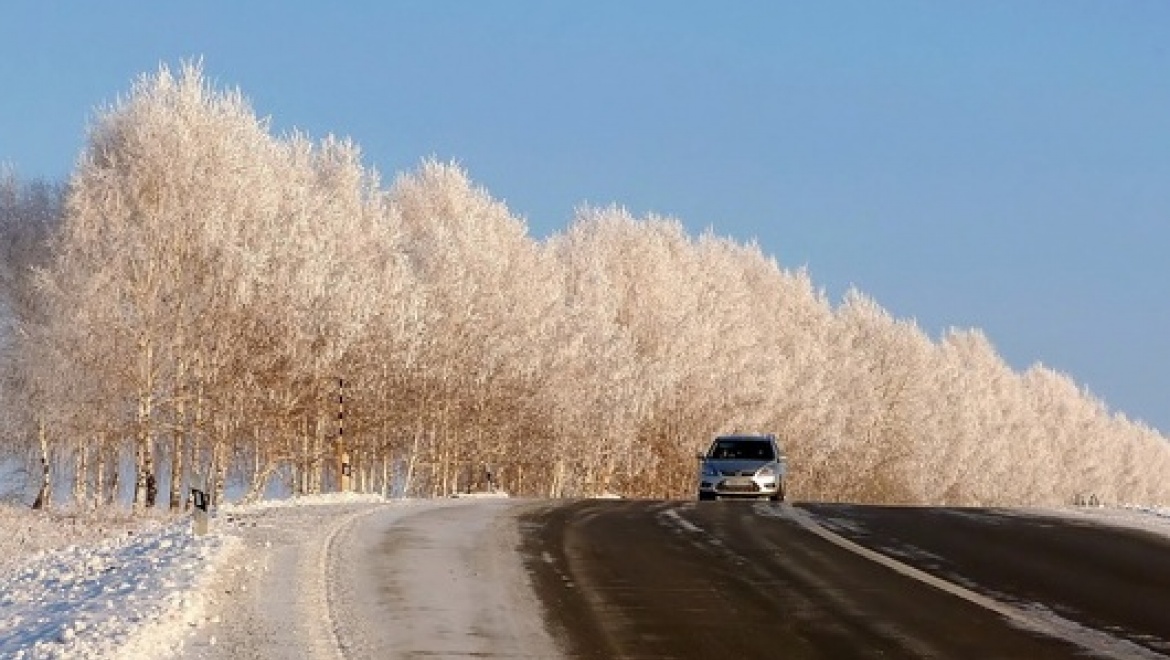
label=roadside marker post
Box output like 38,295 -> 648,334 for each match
191,488 -> 209,536
338,377 -> 352,492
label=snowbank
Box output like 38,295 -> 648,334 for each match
447,490 -> 511,499
0,504 -> 164,573
0,494 -> 398,659
217,490 -> 388,513
1049,504 -> 1170,542
0,506 -> 234,659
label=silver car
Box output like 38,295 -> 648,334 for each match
696,434 -> 787,501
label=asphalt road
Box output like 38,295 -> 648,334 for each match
184,499 -> 1170,659
520,500 -> 1170,660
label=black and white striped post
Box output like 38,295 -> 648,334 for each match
190,488 -> 209,536
338,377 -> 352,492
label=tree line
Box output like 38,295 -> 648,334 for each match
2,63 -> 1168,511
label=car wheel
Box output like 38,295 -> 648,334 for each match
698,492 -> 716,501
773,482 -> 787,502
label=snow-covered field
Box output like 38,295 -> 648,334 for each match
0,498 -> 1167,659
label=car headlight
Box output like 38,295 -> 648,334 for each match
701,463 -> 719,477
755,464 -> 777,479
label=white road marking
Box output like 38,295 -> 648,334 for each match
762,503 -> 1169,660
660,508 -> 704,534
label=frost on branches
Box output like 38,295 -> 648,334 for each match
1,62 -> 1168,512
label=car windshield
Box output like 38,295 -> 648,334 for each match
709,439 -> 774,461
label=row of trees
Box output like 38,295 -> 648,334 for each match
2,63 -> 1169,510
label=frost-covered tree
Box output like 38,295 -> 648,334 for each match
389,160 -> 560,496
10,62 -> 1170,511
31,62 -> 291,509
0,169 -> 65,507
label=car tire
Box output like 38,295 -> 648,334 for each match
769,482 -> 786,502
698,492 -> 716,501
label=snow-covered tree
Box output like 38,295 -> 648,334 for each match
8,62 -> 1170,510
0,170 -> 65,507
388,160 -> 560,496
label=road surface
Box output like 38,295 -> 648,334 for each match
524,500 -> 1170,659
182,498 -> 1170,659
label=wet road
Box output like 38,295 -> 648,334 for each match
521,500 -> 1170,660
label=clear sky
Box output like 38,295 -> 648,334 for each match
2,2 -> 1168,433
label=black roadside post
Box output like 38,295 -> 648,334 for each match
191,487 -> 209,536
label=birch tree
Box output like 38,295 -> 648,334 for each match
34,62 -> 281,509
0,171 -> 65,507
390,160 -> 559,495
13,62 -> 1170,509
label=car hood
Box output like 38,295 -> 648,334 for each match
703,459 -> 778,475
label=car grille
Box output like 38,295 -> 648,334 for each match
718,469 -> 756,477
716,481 -> 761,493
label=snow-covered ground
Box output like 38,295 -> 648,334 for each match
0,504 -> 232,659
0,498 -> 1167,659
0,494 -> 382,659
1034,503 -> 1170,538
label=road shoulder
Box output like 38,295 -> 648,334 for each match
179,497 -> 559,660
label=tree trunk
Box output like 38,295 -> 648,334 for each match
73,442 -> 89,506
211,439 -> 227,507
134,338 -> 157,512
31,420 -> 51,510
137,433 -> 158,510
187,371 -> 205,512
244,458 -> 279,504
296,432 -> 308,495
107,449 -> 120,506
381,452 -> 390,498
95,442 -> 106,509
310,424 -> 323,495
404,429 -> 422,498
168,394 -> 186,510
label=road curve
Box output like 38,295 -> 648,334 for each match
520,500 -> 1170,660
329,497 -> 560,659
183,499 -> 1170,660
179,498 -> 559,660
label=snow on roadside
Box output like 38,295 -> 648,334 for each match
0,505 -> 165,573
216,491 -> 387,513
0,494 -> 404,660
0,506 -> 233,659
1025,504 -> 1170,543
1125,505 -> 1170,520
1096,505 -> 1170,539
0,493 -> 412,660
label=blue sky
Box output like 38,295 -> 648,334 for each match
2,2 -> 1168,433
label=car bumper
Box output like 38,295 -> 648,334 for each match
698,476 -> 782,498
